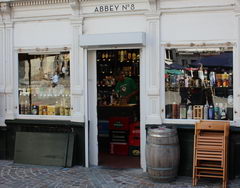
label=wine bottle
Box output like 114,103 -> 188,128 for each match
187,105 -> 193,119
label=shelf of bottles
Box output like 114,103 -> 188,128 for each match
97,49 -> 140,106
165,50 -> 233,121
18,52 -> 71,116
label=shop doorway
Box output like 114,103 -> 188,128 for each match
95,49 -> 141,168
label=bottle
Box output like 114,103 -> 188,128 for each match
127,51 -> 132,62
65,102 -> 70,116
55,100 -> 60,115
105,51 -> 109,60
120,50 -> 124,62
180,104 -> 187,119
214,103 -> 220,120
20,97 -> 25,115
209,72 -> 216,87
172,102 -> 179,119
24,99 -> 29,114
228,72 -> 233,87
60,98 -> 65,116
208,105 -> 214,120
124,50 -> 127,62
187,105 -> 193,119
132,51 -> 137,62
221,108 -> 227,120
102,51 -> 106,61
222,72 -> 229,87
31,105 -> 38,115
204,104 -> 209,119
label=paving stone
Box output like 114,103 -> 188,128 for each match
0,160 -> 239,188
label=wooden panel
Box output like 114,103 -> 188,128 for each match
5,119 -> 85,166
14,132 -> 74,167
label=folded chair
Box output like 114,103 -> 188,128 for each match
193,120 -> 230,188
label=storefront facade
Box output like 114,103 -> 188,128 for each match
1,0 -> 240,177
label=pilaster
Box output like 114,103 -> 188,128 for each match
0,22 -> 5,125
234,1 -> 240,123
145,11 -> 161,124
70,2 -> 84,122
0,2 -> 14,123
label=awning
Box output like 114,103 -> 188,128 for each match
191,52 -> 233,67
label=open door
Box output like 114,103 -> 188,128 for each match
87,50 -> 98,166
96,49 -> 141,168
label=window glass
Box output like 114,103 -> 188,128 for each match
18,52 -> 71,116
165,48 -> 233,120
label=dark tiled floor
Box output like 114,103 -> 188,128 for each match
99,152 -> 140,168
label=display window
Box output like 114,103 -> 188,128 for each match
165,48 -> 233,121
18,52 -> 71,116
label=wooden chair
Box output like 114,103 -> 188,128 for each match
192,120 -> 230,188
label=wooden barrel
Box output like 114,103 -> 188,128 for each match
146,126 -> 180,182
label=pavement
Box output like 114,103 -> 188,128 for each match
0,160 -> 240,188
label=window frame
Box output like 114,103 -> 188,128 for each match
16,50 -> 72,120
161,44 -> 237,126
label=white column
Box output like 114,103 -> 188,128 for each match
234,6 -> 240,124
0,23 -> 5,125
0,3 -> 14,122
70,17 -> 85,122
4,21 -> 14,120
145,12 -> 161,125
141,11 -> 161,171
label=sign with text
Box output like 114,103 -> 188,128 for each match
94,3 -> 136,13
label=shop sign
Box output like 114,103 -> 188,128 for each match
94,4 -> 136,13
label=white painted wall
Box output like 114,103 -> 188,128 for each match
83,15 -> 146,34
14,21 -> 72,48
12,4 -> 72,19
161,11 -> 236,43
159,0 -> 235,9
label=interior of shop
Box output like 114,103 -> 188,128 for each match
165,47 -> 233,120
96,49 -> 140,168
18,52 -> 71,116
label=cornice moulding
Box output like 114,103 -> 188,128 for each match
160,4 -> 235,14
8,0 -> 70,7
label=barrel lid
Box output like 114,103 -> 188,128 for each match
148,126 -> 177,135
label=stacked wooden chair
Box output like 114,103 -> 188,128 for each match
193,120 -> 230,188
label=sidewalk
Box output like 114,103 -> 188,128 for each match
0,160 -> 239,188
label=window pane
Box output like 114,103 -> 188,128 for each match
165,48 -> 233,120
18,52 -> 71,116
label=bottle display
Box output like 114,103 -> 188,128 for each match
97,49 -> 140,106
165,49 -> 233,120
18,52 -> 71,116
